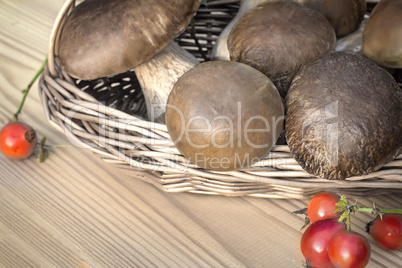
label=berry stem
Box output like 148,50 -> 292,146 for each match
351,206 -> 402,215
338,207 -> 352,231
11,56 -> 48,122
346,210 -> 351,231
336,195 -> 402,231
37,137 -> 48,163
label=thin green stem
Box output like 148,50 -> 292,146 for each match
36,141 -> 71,148
346,210 -> 351,231
338,209 -> 351,231
37,137 -> 48,163
11,56 -> 48,122
335,196 -> 402,231
352,206 -> 402,215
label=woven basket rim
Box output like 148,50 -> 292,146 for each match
38,0 -> 402,199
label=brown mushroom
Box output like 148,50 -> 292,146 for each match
227,1 -> 336,98
166,61 -> 284,171
362,0 -> 402,68
297,0 -> 366,38
211,0 -> 270,61
213,0 -> 366,60
286,51 -> 402,180
58,0 -> 201,122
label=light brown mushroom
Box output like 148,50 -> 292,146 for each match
58,0 -> 202,122
227,1 -> 336,98
362,0 -> 402,68
286,51 -> 402,180
166,61 -> 284,171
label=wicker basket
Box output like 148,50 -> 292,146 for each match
38,0 -> 402,199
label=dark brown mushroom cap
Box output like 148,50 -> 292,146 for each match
362,0 -> 402,68
227,1 -> 336,98
58,0 -> 201,80
286,51 -> 402,180
300,0 -> 366,38
166,61 -> 284,171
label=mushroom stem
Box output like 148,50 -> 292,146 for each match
336,17 -> 367,54
211,0 -> 269,61
134,41 -> 199,123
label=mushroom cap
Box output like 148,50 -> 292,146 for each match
286,51 -> 402,180
227,1 -> 336,98
58,0 -> 201,80
210,0 -> 271,61
362,0 -> 402,68
299,0 -> 366,37
166,61 -> 284,171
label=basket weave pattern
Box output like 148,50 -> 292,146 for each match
38,0 -> 402,199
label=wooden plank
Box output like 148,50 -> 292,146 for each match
0,1 -> 401,267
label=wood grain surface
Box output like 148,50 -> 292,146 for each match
0,0 -> 401,267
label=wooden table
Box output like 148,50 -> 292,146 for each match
0,1 -> 401,267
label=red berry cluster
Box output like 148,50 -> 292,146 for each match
299,192 -> 401,268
